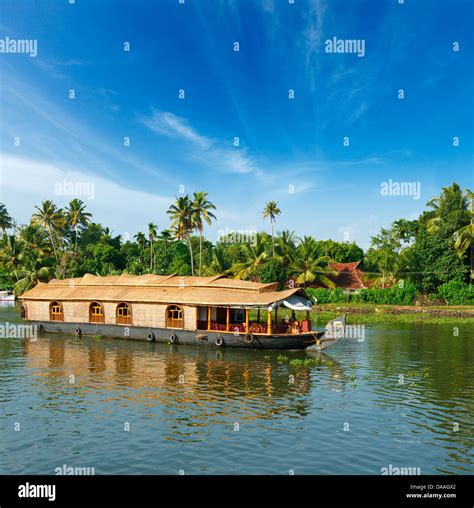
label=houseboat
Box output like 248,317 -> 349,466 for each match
19,274 -> 345,350
0,290 -> 15,302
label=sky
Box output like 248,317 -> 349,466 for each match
0,0 -> 472,249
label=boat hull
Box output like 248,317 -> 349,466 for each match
27,320 -> 322,350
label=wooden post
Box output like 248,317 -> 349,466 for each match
275,306 -> 278,324
226,307 -> 230,332
267,309 -> 272,335
207,306 -> 211,331
245,309 -> 249,333
257,308 -> 260,323
306,310 -> 311,331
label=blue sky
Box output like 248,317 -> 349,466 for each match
0,0 -> 472,248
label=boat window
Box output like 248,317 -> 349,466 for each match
50,301 -> 63,321
166,305 -> 183,328
90,302 -> 104,323
116,303 -> 132,325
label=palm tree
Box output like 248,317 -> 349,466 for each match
0,235 -> 24,275
148,222 -> 158,271
275,230 -> 297,265
231,234 -> 268,281
12,265 -> 53,295
192,191 -> 216,276
0,203 -> 13,235
32,200 -> 64,264
291,236 -> 335,288
262,200 -> 281,256
208,244 -> 232,275
167,196 -> 195,275
453,190 -> 473,275
426,183 -> 468,233
65,199 -> 92,253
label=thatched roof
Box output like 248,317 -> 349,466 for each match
20,274 -> 306,308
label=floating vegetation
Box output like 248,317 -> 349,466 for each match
290,358 -> 322,368
277,355 -> 289,362
349,363 -> 358,369
263,355 -> 271,360
93,333 -> 102,341
405,367 -> 430,378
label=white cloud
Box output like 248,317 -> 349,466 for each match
142,109 -> 212,149
141,108 -> 265,177
0,153 -> 172,237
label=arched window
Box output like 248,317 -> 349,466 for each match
116,302 -> 132,325
89,302 -> 104,323
21,304 -> 28,320
166,305 -> 183,328
50,301 -> 63,321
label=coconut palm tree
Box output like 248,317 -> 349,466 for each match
167,196 -> 195,275
452,189 -> 473,256
231,234 -> 268,281
65,199 -> 92,254
262,200 -> 281,256
32,200 -> 64,264
0,203 -> 13,236
0,235 -> 24,275
291,236 -> 335,288
12,265 -> 54,295
192,191 -> 216,276
208,244 -> 232,275
148,223 -> 158,271
426,183 -> 469,233
275,230 -> 297,265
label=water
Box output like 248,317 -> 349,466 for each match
0,305 -> 472,475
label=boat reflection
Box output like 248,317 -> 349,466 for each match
22,335 -> 348,422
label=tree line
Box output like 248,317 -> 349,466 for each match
0,183 -> 471,301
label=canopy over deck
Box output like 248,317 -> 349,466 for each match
267,294 -> 313,312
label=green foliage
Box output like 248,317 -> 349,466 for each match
438,280 -> 473,305
0,182 -> 471,305
258,258 -> 289,289
306,287 -> 347,304
307,282 -> 418,305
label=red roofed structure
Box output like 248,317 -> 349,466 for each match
311,261 -> 370,291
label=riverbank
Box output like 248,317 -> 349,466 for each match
316,303 -> 474,324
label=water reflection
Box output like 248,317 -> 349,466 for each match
1,306 -> 472,475
22,336 -> 347,423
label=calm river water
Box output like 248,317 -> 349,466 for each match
0,305 -> 472,475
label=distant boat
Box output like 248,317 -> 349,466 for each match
0,290 -> 15,302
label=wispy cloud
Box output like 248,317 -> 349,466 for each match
141,108 -> 264,177
302,0 -> 327,89
142,109 -> 211,149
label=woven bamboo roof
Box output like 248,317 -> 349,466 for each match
20,274 -> 304,307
